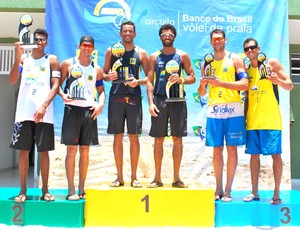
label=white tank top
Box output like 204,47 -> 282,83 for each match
64,57 -> 97,107
15,54 -> 54,124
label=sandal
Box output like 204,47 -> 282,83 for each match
41,193 -> 55,202
66,194 -> 80,201
270,197 -> 282,205
243,194 -> 260,202
78,192 -> 86,199
215,194 -> 223,201
172,180 -> 188,188
14,194 -> 27,203
131,180 -> 143,188
221,194 -> 232,202
109,179 -> 124,187
147,179 -> 163,188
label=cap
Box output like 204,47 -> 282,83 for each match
79,36 -> 94,45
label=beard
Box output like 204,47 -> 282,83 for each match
162,40 -> 174,47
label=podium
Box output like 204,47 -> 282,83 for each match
85,183 -> 215,227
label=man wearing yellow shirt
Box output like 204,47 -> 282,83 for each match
198,29 -> 248,202
242,38 -> 293,205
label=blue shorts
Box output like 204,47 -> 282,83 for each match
205,102 -> 246,147
246,130 -> 282,155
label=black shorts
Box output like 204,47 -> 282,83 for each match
10,121 -> 54,152
149,96 -> 187,137
61,105 -> 99,145
107,94 -> 142,134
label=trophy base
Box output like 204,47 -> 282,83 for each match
165,98 -> 186,103
112,80 -> 133,84
71,97 -> 86,100
20,44 -> 38,49
202,76 -> 216,80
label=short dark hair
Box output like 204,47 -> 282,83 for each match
120,21 -> 135,32
243,38 -> 258,47
210,29 -> 225,40
34,28 -> 48,40
159,24 -> 176,37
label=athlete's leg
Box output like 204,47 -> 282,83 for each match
225,145 -> 238,197
39,151 -> 50,195
78,145 -> 90,194
272,154 -> 282,199
128,134 -> 140,182
250,154 -> 260,197
113,133 -> 124,184
153,137 -> 164,183
172,136 -> 183,182
213,146 -> 224,196
65,145 -> 78,195
18,150 -> 29,195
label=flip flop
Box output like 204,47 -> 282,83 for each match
78,192 -> 86,199
221,196 -> 232,202
243,194 -> 260,202
270,197 -> 282,205
172,180 -> 188,188
147,179 -> 163,188
131,180 -> 143,188
109,179 -> 124,187
66,194 -> 80,201
41,193 -> 55,202
215,194 -> 223,201
14,194 -> 27,203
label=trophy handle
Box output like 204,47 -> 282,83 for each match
166,81 -> 176,99
112,59 -> 122,72
19,27 -> 29,43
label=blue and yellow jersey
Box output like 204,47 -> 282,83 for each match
153,50 -> 184,96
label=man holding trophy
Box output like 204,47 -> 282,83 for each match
242,38 -> 293,205
9,28 -> 60,202
146,24 -> 195,188
59,36 -> 105,200
198,29 -> 248,202
103,21 -> 149,188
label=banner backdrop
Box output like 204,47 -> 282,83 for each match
45,0 -> 289,152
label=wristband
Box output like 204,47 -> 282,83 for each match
96,79 -> 104,87
237,71 -> 248,80
52,70 -> 61,78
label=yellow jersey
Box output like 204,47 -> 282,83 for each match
208,53 -> 242,105
246,65 -> 281,130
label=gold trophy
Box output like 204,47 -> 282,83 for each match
111,42 -> 132,84
18,14 -> 37,49
202,53 -> 215,79
257,53 -> 271,79
165,60 -> 185,102
65,66 -> 86,100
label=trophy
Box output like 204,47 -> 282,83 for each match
64,66 -> 86,100
165,60 -> 185,102
202,53 -> 216,79
111,42 -> 132,84
18,14 -> 37,49
257,53 -> 271,79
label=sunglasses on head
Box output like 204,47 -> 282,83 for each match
81,43 -> 94,49
244,45 -> 257,52
34,37 -> 46,42
211,37 -> 224,42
